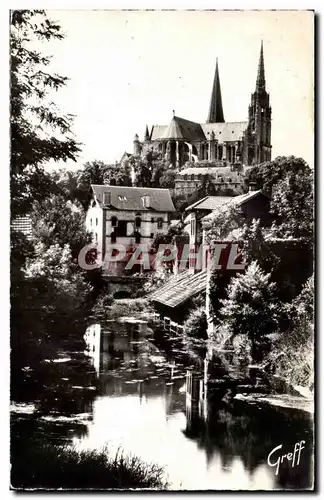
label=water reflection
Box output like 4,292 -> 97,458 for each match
79,321 -> 313,490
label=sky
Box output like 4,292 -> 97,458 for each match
40,9 -> 314,169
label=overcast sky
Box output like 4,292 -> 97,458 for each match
42,10 -> 314,168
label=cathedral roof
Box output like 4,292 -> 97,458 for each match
201,121 -> 248,142
152,115 -> 206,142
150,125 -> 167,140
150,120 -> 247,143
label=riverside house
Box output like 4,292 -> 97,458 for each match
86,185 -> 175,270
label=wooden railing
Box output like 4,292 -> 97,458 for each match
149,312 -> 185,334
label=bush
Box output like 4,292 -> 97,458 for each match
92,292 -> 114,315
11,441 -> 167,490
220,261 -> 279,362
103,298 -> 154,320
143,268 -> 171,294
264,275 -> 314,389
184,307 -> 207,340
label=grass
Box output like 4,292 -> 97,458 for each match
11,441 -> 168,490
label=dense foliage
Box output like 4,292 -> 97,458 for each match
219,262 -> 279,362
10,10 -> 80,217
204,156 -> 314,377
245,156 -> 314,242
183,307 -> 208,340
10,11 -> 95,376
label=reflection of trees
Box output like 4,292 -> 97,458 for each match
183,371 -> 313,489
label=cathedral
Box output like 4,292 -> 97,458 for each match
132,42 -> 272,169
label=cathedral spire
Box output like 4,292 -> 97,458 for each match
144,124 -> 150,141
256,40 -> 266,92
207,58 -> 225,123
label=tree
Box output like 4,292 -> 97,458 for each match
184,307 -> 207,340
24,242 -> 92,317
240,218 -> 280,273
203,202 -> 243,243
30,194 -> 91,261
50,168 -> 80,202
208,269 -> 231,320
11,10 -> 80,216
103,162 -> 132,187
151,222 -> 185,252
158,169 -> 177,189
269,172 -> 314,242
130,149 -> 169,188
244,156 -> 311,194
130,156 -> 152,187
245,156 -> 314,242
220,261 -> 279,362
75,160 -> 107,207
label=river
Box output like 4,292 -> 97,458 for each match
11,316 -> 314,491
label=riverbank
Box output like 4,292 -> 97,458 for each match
11,429 -> 167,490
235,393 -> 314,415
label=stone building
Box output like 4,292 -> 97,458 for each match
132,42 -> 271,170
86,185 -> 175,264
174,166 -> 245,197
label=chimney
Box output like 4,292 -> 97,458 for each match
103,191 -> 111,205
248,182 -> 258,192
142,194 -> 150,209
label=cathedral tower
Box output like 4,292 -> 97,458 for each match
244,41 -> 272,165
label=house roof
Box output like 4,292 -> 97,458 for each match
185,196 -> 234,212
150,269 -> 207,307
232,189 -> 268,206
201,189 -> 268,221
11,216 -> 32,239
91,185 -> 175,212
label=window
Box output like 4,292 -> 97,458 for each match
90,218 -> 92,226
111,216 -> 118,228
157,218 -> 163,229
135,216 -> 141,228
95,233 -> 98,242
96,218 -> 98,226
151,217 -> 155,223
190,219 -> 195,236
